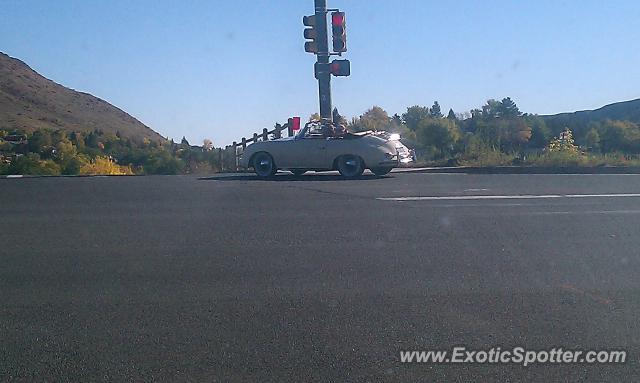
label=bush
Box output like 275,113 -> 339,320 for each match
458,136 -> 517,166
61,155 -> 87,175
459,149 -> 517,166
526,151 -> 587,167
79,156 -> 134,175
7,153 -> 61,175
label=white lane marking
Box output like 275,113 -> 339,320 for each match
526,210 -> 640,215
5,175 -> 24,178
565,194 -> 640,198
430,203 -> 527,208
377,193 -> 640,201
464,188 -> 489,192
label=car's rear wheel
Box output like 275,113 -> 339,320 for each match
291,169 -> 307,176
336,155 -> 364,179
371,167 -> 393,176
252,152 -> 276,178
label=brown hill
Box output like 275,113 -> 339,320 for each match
0,52 -> 164,142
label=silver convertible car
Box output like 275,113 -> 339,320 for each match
239,122 -> 413,178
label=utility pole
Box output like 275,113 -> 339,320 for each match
314,0 -> 332,122
304,1 -> 349,123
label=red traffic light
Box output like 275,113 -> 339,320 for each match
331,12 -> 347,53
332,12 -> 345,26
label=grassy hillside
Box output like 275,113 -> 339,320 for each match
0,52 -> 164,143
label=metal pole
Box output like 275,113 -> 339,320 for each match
314,0 -> 332,122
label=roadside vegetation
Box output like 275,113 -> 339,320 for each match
344,98 -> 640,168
3,97 -> 640,175
0,129 -> 222,175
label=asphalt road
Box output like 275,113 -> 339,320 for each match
2,172 -> 640,382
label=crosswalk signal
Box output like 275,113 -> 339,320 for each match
329,60 -> 350,77
303,15 -> 318,54
331,12 -> 347,53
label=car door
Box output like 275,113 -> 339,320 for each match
279,136 -> 328,169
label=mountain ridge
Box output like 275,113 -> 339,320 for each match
0,52 -> 164,142
542,98 -> 640,125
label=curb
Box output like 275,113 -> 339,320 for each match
393,166 -> 640,175
0,174 -> 145,179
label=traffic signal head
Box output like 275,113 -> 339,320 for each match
329,59 -> 350,77
303,15 -> 318,54
331,12 -> 347,53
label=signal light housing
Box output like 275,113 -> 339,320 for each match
331,12 -> 347,53
303,15 -> 318,54
329,59 -> 350,77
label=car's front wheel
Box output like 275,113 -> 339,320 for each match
371,167 -> 393,176
252,152 -> 276,178
336,155 -> 364,179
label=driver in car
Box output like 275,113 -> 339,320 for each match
321,120 -> 347,138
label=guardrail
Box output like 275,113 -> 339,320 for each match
222,123 -> 295,171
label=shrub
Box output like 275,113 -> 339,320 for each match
459,136 -> 517,166
526,151 -> 587,167
79,156 -> 134,175
7,153 -> 61,175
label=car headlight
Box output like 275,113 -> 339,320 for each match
384,152 -> 396,159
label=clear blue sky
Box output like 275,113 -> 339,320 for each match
2,0 -> 639,145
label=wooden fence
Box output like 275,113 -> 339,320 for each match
220,123 -> 295,171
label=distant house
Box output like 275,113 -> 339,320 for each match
4,134 -> 28,145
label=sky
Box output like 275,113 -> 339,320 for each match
1,0 -> 639,145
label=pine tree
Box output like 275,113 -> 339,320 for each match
498,97 -> 521,117
430,101 -> 443,118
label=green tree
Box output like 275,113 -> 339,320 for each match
143,150 -> 186,174
359,106 -> 389,131
415,118 -> 460,158
8,153 -> 61,175
84,131 -> 100,148
402,105 -> 430,131
598,120 -> 640,153
497,118 -> 531,151
55,137 -> 77,163
481,99 -> 501,119
447,109 -> 457,120
526,116 -> 551,148
585,128 -> 601,152
497,97 -> 521,118
430,101 -> 443,118
391,113 -> 403,127
69,131 -> 86,152
28,130 -> 52,153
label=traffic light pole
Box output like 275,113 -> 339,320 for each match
314,0 -> 332,122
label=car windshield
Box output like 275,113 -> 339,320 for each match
2,1 -> 639,382
296,122 -> 324,138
